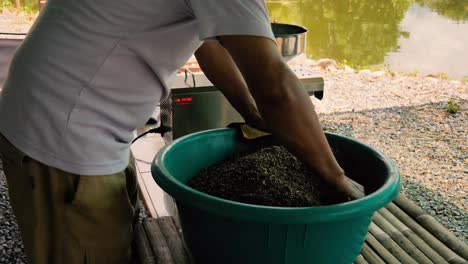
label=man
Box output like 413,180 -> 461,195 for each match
0,0 -> 364,263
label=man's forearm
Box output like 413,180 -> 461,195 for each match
219,35 -> 345,185
254,64 -> 344,179
194,41 -> 263,127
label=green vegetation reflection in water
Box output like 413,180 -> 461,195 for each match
268,0 -> 410,67
416,0 -> 468,22
267,0 -> 467,74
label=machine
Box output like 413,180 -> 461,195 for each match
157,23 -> 325,143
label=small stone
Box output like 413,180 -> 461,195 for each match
316,58 -> 338,69
359,69 -> 371,75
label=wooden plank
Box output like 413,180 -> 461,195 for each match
360,242 -> 385,264
365,233 -> 400,264
394,194 -> 468,260
379,206 -> 448,264
134,223 -> 157,264
386,202 -> 466,263
156,216 -> 192,264
373,211 -> 434,263
354,254 -> 368,264
368,222 -> 418,264
135,165 -> 158,218
143,218 -> 175,264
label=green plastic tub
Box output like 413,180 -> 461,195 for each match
152,128 -> 400,264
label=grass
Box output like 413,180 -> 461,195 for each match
1,0 -> 38,14
334,60 -> 461,81
406,69 -> 420,77
436,72 -> 451,80
337,59 -> 390,72
1,0 -> 13,9
445,99 -> 461,114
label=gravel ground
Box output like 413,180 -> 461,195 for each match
0,8 -> 35,35
0,162 -> 27,264
320,100 -> 467,242
313,62 -> 467,243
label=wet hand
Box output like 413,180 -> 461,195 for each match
245,112 -> 268,132
335,175 -> 365,200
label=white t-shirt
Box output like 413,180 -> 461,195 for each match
0,0 -> 275,175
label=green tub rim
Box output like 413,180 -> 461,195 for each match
152,128 -> 401,224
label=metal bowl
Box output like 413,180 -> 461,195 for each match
271,23 -> 307,61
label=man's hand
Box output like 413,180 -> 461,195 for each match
218,35 -> 365,200
335,176 -> 366,200
195,36 -> 365,200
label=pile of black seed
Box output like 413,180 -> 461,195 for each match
188,145 -> 347,207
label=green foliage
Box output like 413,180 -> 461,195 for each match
22,0 -> 38,13
369,65 -> 385,71
406,69 -> 420,77
337,59 -> 348,69
0,0 -> 38,12
436,72 -> 451,80
1,0 -> 13,8
337,59 -> 366,70
445,99 -> 461,114
414,0 -> 468,22
337,59 -> 390,71
22,5 -> 36,13
461,76 -> 468,83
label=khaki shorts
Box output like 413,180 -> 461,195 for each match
0,134 -> 139,264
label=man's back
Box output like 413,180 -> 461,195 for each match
0,0 -> 205,175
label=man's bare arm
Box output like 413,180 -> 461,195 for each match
219,35 -> 364,199
194,41 -> 265,130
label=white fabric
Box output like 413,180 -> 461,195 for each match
0,0 -> 275,175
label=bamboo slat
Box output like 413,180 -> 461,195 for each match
394,194 -> 468,260
354,254 -> 369,264
134,224 -> 157,264
373,211 -> 434,263
368,222 -> 418,264
386,202 -> 467,263
365,232 -> 401,264
143,218 -> 175,264
360,241 -> 386,264
156,216 -> 192,264
135,194 -> 468,264
379,206 -> 448,264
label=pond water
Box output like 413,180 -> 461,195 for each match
267,0 -> 468,79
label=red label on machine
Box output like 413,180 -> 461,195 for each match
175,97 -> 193,105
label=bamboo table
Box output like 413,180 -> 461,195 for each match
133,194 -> 468,264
